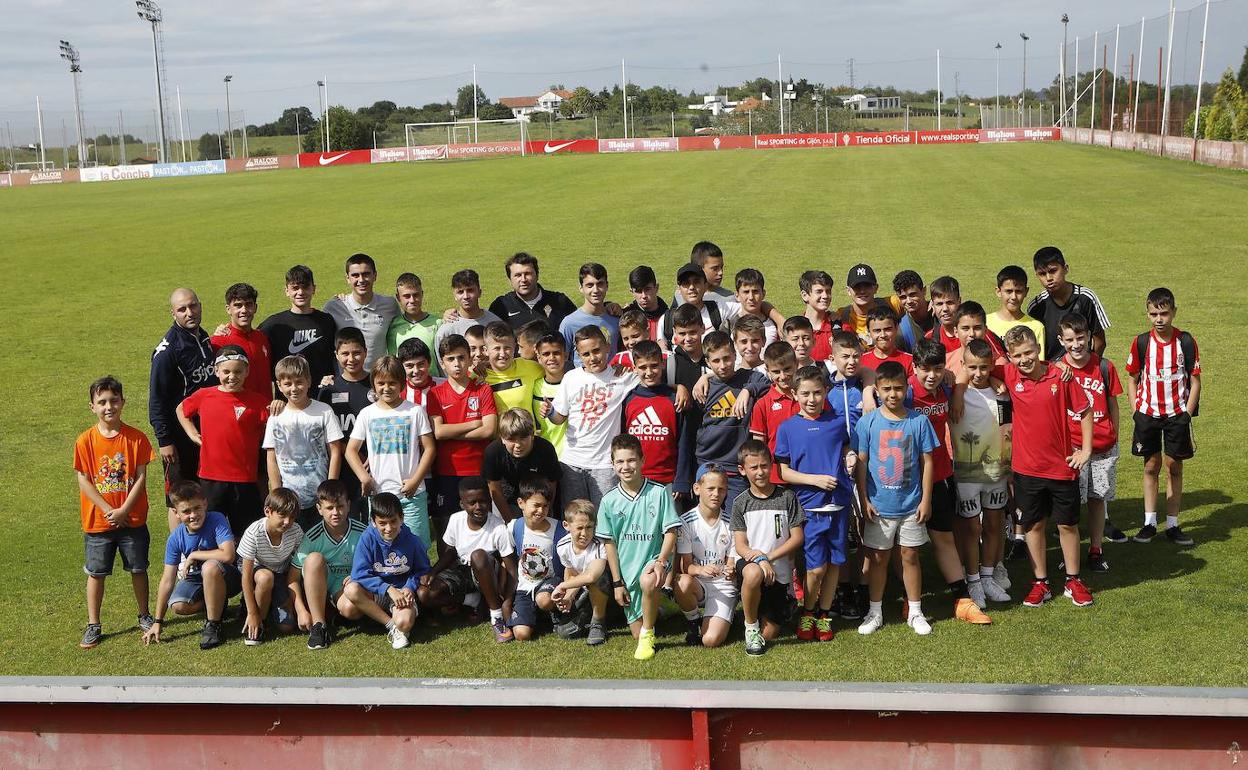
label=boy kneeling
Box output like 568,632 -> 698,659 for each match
344,492 -> 431,649
508,480 -> 568,641
238,487 -> 305,646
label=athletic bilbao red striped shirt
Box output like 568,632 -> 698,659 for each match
1125,328 -> 1201,418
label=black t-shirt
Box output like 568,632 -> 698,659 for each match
1026,284 -> 1110,361
259,309 -> 338,387
317,373 -> 374,501
481,436 -> 562,514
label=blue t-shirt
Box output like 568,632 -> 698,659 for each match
163,510 -> 235,576
558,309 -> 620,368
774,410 -> 854,511
853,409 -> 939,518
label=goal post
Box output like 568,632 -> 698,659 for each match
404,118 -> 528,155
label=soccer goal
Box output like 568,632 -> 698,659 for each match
403,117 -> 528,154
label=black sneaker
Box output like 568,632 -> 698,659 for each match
199,620 -> 225,650
1165,526 -> 1194,546
826,593 -> 843,618
307,622 -> 329,650
1006,538 -> 1029,561
660,585 -> 675,602
1103,520 -> 1129,544
838,586 -> 863,620
1133,524 -> 1158,543
80,623 -> 103,649
684,618 -> 703,646
1087,551 -> 1109,573
854,585 -> 870,621
138,613 -> 156,633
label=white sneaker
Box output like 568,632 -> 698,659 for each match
386,622 -> 410,649
982,577 -> 1012,603
907,612 -> 932,636
967,580 -> 988,609
857,612 -> 884,635
994,562 -> 1011,590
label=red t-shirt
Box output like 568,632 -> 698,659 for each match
180,387 -> 269,483
211,325 -> 273,401
1005,363 -> 1092,480
925,324 -> 961,354
430,379 -> 497,476
621,386 -> 681,485
749,385 -> 801,484
810,316 -> 838,362
862,348 -> 914,376
906,376 -> 953,481
1064,354 -> 1123,453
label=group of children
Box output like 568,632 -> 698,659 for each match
74,243 -> 1202,659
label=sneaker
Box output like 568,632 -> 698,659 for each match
586,620 -> 607,646
138,614 -> 156,633
838,586 -> 863,620
199,620 -> 224,650
1022,580 -> 1052,608
907,612 -> 932,636
684,618 -> 703,646
660,585 -> 675,602
386,621 -> 411,649
857,612 -> 884,635
1103,520 -> 1129,544
1165,526 -> 1194,546
1133,524 -> 1158,543
796,611 -> 817,641
955,597 -> 992,625
307,622 -> 329,650
993,563 -> 1011,590
815,614 -> 835,642
744,627 -> 767,656
1087,551 -> 1109,573
1064,576 -> 1094,607
791,572 -> 805,604
634,630 -> 656,660
1006,538 -> 1029,561
967,580 -> 988,610
244,625 -> 264,646
981,577 -> 1012,603
80,623 -> 103,649
492,618 -> 514,644
826,593 -> 842,618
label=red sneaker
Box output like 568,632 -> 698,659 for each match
796,611 -> 816,641
792,571 -> 805,603
1063,577 -> 1094,607
1023,580 -> 1053,607
815,614 -> 836,642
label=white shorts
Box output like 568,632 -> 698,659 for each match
863,513 -> 929,550
698,579 -> 738,623
1079,445 -> 1119,503
956,481 -> 1009,518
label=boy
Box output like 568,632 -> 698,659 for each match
344,492 -> 430,649
488,251 -> 579,331
988,265 -> 1046,360
316,327 -> 373,502
323,253 -> 400,369
508,481 -> 568,641
238,487 -> 304,645
387,272 -> 442,376
776,367 -> 855,642
674,466 -> 737,648
673,240 -> 735,305
893,270 -> 934,352
622,340 -> 694,501
625,265 -> 669,344
861,307 -> 914,376
733,315 -> 767,372
799,270 -> 837,362
661,262 -> 737,344
945,301 -> 1008,378
749,341 -> 800,486
610,308 -> 651,367
819,332 -> 867,618
926,276 -> 963,354
176,345 -> 269,540
543,326 -> 640,505
482,408 -> 562,519
397,338 -> 441,407
597,434 -> 682,660
783,316 -> 817,369
259,265 -> 339,389
853,362 -> 939,636
418,477 -> 518,643
1002,326 -> 1095,608
1125,287 -> 1200,545
552,500 -> 611,645
347,356 -> 436,544
263,355 -> 344,529
429,334 -> 498,532
838,263 -> 901,345
734,268 -> 779,348
732,440 -> 805,656
211,282 -> 273,402
74,375 -> 156,648
290,479 -> 367,650
142,480 -> 241,650
516,319 -> 550,362
667,303 -> 710,395
531,333 -> 569,457
434,269 -> 502,355
1028,246 -> 1111,360
560,263 -> 620,368
1059,313 -> 1124,570
692,331 -> 772,509
482,321 -> 543,413
464,323 -> 490,379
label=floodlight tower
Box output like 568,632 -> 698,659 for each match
1020,33 -> 1030,125
136,0 -> 170,162
58,40 -> 88,167
223,75 -> 235,158
1060,14 -> 1070,126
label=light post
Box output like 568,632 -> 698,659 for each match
1061,14 -> 1070,126
135,0 -> 169,163
1020,33 -> 1030,126
58,40 -> 87,167
223,75 -> 234,158
994,43 -> 1002,129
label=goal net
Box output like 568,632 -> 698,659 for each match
403,118 -> 528,156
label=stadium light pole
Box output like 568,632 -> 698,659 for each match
223,75 -> 234,159
136,0 -> 169,163
994,43 -> 1002,129
316,80 -> 326,151
1061,14 -> 1069,126
1019,33 -> 1029,127
58,40 -> 88,168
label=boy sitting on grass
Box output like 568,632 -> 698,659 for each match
674,465 -> 737,648
344,492 -> 430,649
290,479 -> 368,650
507,481 -> 568,641
552,499 -> 611,645
238,487 -> 304,646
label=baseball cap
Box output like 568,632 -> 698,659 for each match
847,263 -> 877,287
695,462 -> 725,482
676,262 -> 705,283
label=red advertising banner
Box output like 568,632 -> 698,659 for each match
226,155 -> 298,172
524,139 -> 599,155
448,141 -> 523,159
597,137 -> 679,153
755,133 -> 839,149
839,131 -> 916,147
978,127 -> 1061,143
297,150 -> 372,168
915,129 -> 981,144
676,136 -> 756,152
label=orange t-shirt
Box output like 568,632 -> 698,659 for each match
73,423 -> 156,533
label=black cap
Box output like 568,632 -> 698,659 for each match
676,262 -> 705,283
847,263 -> 877,287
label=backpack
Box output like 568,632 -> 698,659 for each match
661,300 -> 723,344
1133,331 -> 1199,416
510,517 -> 568,583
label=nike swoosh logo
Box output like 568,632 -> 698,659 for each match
319,152 -> 349,166
289,335 -> 321,354
508,310 -> 523,316
544,141 -> 576,154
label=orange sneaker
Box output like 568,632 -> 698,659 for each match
955,597 -> 992,625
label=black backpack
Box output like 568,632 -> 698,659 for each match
1133,331 -> 1199,416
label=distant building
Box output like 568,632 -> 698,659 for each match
686,94 -> 739,116
500,89 -> 576,121
842,94 -> 903,112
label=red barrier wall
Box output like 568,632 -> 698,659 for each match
677,135 -> 756,151
297,150 -> 372,168
524,139 -> 599,155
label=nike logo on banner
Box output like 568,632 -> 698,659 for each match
319,152 -> 349,165
544,141 -> 576,154
289,332 -> 322,354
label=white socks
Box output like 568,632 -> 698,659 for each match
1166,515 -> 1179,529
1144,511 -> 1159,526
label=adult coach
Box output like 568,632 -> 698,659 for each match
149,287 -> 218,529
488,252 -> 579,331
323,253 -> 399,369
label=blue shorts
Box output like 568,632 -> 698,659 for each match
169,561 -> 243,607
83,525 -> 150,577
510,578 -> 558,628
803,508 -> 849,570
262,570 -> 295,627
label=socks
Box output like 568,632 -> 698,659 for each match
489,608 -> 503,622
745,621 -> 760,633
907,600 -> 922,618
948,579 -> 968,599
682,608 -> 700,622
1144,511 -> 1158,527
980,565 -> 995,578
1166,515 -> 1179,529
966,572 -> 981,584
640,626 -> 654,637
869,600 -> 883,615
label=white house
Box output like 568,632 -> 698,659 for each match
842,94 -> 903,112
686,94 -> 739,116
500,89 -> 575,121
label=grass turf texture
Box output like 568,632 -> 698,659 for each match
1,143 -> 1245,684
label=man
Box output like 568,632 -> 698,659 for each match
149,287 -> 218,529
488,252 -> 579,331
322,253 -> 400,369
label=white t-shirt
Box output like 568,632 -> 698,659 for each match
951,385 -> 1009,484
556,533 -> 606,575
262,400 -> 344,508
237,519 -> 304,573
349,401 -> 432,495
552,367 -> 639,469
443,510 -> 514,566
677,508 -> 735,591
513,517 -> 559,591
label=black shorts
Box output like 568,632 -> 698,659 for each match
430,475 -> 467,519
1132,412 -> 1196,460
735,558 -> 795,625
926,476 -> 957,533
161,439 -> 202,507
1014,473 -> 1080,529
202,479 -> 263,541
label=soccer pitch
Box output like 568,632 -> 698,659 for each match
2,144 -> 1245,685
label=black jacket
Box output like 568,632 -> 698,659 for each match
489,285 -> 578,331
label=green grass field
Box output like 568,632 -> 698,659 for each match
2,143 -> 1245,685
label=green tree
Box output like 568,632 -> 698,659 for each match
456,85 -> 488,117
1238,45 -> 1248,92
197,132 -> 225,160
1205,68 -> 1245,141
299,105 -> 371,152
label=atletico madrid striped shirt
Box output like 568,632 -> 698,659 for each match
1125,327 -> 1201,418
